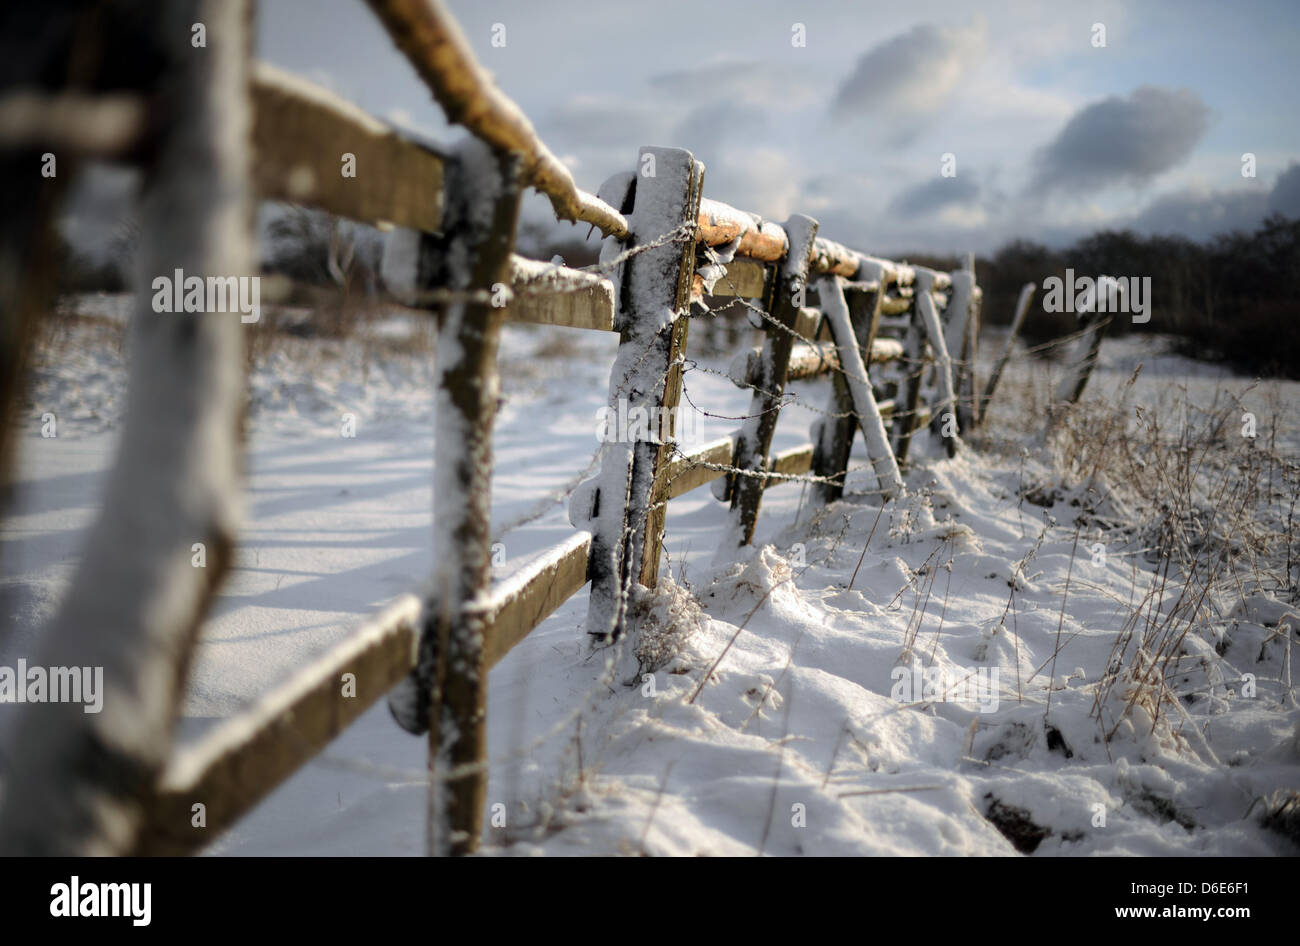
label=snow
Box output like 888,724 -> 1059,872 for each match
509,254 -> 613,298
3,301 -> 1298,856
696,240 -> 738,298
858,255 -> 914,287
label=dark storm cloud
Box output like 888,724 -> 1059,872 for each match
830,20 -> 986,120
889,174 -> 981,216
1131,188 -> 1267,240
1268,162 -> 1300,217
1129,161 -> 1300,240
1031,86 -> 1209,194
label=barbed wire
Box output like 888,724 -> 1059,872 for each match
400,223 -> 693,310
696,244 -> 969,426
650,441 -> 887,500
578,222 -> 696,277
291,225 -> 977,813
488,230 -> 938,550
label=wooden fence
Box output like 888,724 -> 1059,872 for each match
0,0 -> 1104,856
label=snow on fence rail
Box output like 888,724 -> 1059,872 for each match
0,0 -> 1101,857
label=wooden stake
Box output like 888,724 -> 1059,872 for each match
580,148 -> 702,641
811,280 -> 883,504
423,140 -> 524,856
729,214 -> 818,546
915,273 -> 959,457
816,275 -> 902,497
891,295 -> 926,467
980,281 -> 1035,419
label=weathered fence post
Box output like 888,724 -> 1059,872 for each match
1056,277 -> 1120,405
858,279 -> 885,360
726,216 -> 818,546
891,292 -> 927,467
1,7 -> 154,504
810,280 -> 881,504
915,269 -> 959,456
576,146 -> 702,642
814,274 -> 903,498
980,281 -> 1035,419
423,139 -> 524,856
0,0 -> 252,855
948,267 -> 982,430
639,171 -> 704,591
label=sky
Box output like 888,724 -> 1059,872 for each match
64,0 -> 1300,261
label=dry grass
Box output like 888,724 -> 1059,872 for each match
1024,372 -> 1300,751
627,578 -> 706,680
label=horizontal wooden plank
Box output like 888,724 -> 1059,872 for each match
0,90 -> 146,156
697,199 -> 788,261
766,443 -> 815,485
880,295 -> 912,316
869,338 -> 905,364
733,337 -> 905,387
484,531 -> 591,669
809,236 -> 863,278
659,436 -> 735,500
141,529 -> 596,853
792,306 -> 824,340
787,342 -> 840,381
252,63 -> 443,232
507,256 -> 616,332
137,595 -> 422,855
877,400 -> 931,429
695,199 -> 925,285
706,258 -> 769,300
697,198 -> 866,279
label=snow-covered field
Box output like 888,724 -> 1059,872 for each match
3,295 -> 1298,856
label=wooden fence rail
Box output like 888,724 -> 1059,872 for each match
0,0 -> 1107,856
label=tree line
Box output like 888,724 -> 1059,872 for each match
912,214 -> 1300,379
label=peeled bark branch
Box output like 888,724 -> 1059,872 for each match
697,198 -> 930,283
363,0 -> 628,239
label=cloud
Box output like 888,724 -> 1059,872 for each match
672,103 -> 768,164
1031,86 -> 1209,194
1128,161 -> 1300,240
539,95 -> 674,154
703,147 -> 803,223
650,61 -> 819,110
1130,187 -> 1267,240
889,174 -> 981,216
831,19 -> 988,123
1268,161 -> 1300,217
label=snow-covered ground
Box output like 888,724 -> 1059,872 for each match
3,296 -> 1297,855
